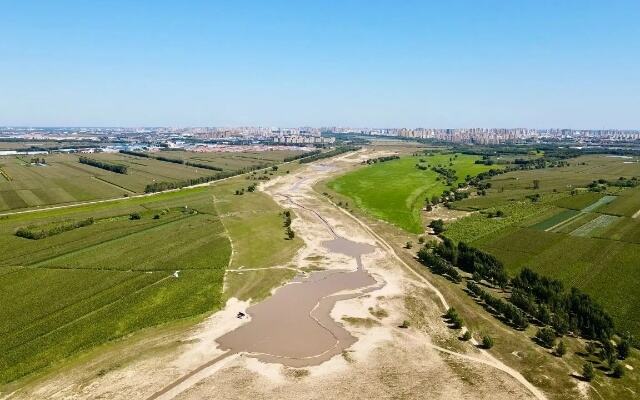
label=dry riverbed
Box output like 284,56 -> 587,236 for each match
5,150 -> 541,400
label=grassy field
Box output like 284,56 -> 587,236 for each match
446,154 -> 640,336
0,165 -> 303,385
328,153 -> 494,233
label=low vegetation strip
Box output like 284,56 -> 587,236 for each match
79,156 -> 128,174
570,214 -> 620,237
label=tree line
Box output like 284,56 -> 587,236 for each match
298,146 -> 360,163
362,155 -> 400,165
284,150 -> 321,162
417,238 -> 616,343
16,217 -> 94,240
144,171 -> 237,193
79,156 -> 127,174
119,150 -> 223,171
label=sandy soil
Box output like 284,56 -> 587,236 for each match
5,149 -> 545,400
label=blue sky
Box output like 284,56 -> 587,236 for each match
1,1 -> 639,128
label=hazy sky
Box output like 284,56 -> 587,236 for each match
1,1 -> 639,128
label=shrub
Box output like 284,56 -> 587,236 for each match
617,339 -> 630,360
555,341 -> 566,357
612,363 -> 625,378
535,327 -> 557,348
482,335 -> 494,349
583,362 -> 595,381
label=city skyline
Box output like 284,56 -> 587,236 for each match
1,1 -> 639,128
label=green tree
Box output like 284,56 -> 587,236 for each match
535,327 -> 556,348
555,341 -> 566,357
617,339 -> 630,360
462,330 -> 472,341
429,219 -> 445,235
482,335 -> 494,349
583,362 -> 595,381
585,341 -> 597,355
612,363 -> 625,378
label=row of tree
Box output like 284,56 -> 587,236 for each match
120,150 -> 224,171
511,268 -> 614,340
298,146 -> 360,163
417,238 -> 616,343
362,155 -> 400,165
16,217 -> 94,240
144,171 -> 237,193
79,156 -> 127,174
284,150 -> 321,162
282,210 -> 295,239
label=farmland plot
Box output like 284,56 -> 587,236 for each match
570,214 -> 620,237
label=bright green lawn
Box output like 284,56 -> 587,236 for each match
328,153 -> 493,233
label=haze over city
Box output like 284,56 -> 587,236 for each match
1,0 -> 639,128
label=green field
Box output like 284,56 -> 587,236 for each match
328,153 -> 494,233
0,167 -> 302,384
446,154 -> 640,336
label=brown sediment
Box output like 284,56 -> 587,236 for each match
215,235 -> 380,367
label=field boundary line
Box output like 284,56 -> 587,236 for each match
91,176 -> 136,194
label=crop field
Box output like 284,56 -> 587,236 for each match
453,155 -> 640,211
531,209 -> 580,231
0,188 -> 232,383
156,149 -> 304,172
0,149 -> 300,212
599,186 -> 640,217
0,140 -> 99,151
328,153 -> 495,233
552,212 -> 599,234
0,163 -> 302,384
552,192 -> 604,210
570,214 -> 620,237
446,154 -> 640,336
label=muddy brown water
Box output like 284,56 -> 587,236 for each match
215,236 -> 379,367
